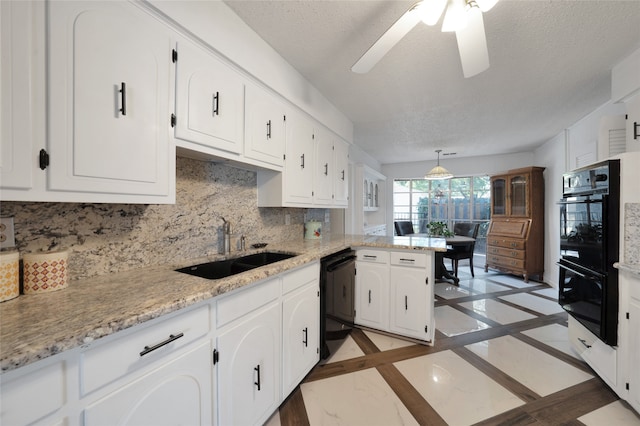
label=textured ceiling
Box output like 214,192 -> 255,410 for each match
224,0 -> 640,164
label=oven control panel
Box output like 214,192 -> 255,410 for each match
562,160 -> 618,197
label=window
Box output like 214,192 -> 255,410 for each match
393,176 -> 491,253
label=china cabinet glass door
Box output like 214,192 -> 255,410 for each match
509,175 -> 528,216
491,177 -> 506,215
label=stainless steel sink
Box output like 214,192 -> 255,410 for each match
175,252 -> 296,280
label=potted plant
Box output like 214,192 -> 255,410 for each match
427,221 -> 454,237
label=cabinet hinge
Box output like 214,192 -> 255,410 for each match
425,325 -> 428,333
312,133 -> 315,140
284,115 -> 286,122
171,114 -> 176,127
354,268 -> 357,275
425,277 -> 429,285
213,349 -> 219,365
625,114 -> 628,120
626,382 -> 630,390
172,49 -> 178,63
317,347 -> 319,354
39,149 -> 50,170
283,154 -> 286,160
627,312 -> 630,319
317,290 -> 320,297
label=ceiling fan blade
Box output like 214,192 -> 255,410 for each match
351,5 -> 422,74
455,7 -> 489,78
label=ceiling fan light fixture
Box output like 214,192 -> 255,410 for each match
416,0 -> 447,26
425,150 -> 454,180
441,0 -> 468,32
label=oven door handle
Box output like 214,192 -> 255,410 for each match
327,255 -> 356,272
556,262 -> 603,281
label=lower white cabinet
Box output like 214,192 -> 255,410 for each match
355,248 -> 434,342
389,251 -> 433,340
83,341 -> 213,426
282,277 -> 320,399
355,250 -> 390,331
629,297 -> 640,413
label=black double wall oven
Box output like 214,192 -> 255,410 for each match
558,159 -> 620,346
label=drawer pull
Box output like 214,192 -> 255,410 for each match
578,338 -> 592,349
399,258 -> 415,263
139,332 -> 184,357
254,365 -> 261,391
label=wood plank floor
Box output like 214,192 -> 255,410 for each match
273,269 -> 640,426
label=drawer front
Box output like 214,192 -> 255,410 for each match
0,359 -> 66,425
487,255 -> 525,270
282,262 -> 319,295
390,251 -> 427,268
81,304 -> 210,396
487,238 -> 525,250
356,249 -> 389,264
217,277 -> 279,327
486,245 -> 525,259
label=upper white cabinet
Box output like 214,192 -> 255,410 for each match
0,0 -> 36,191
333,139 -> 349,206
244,82 -> 286,167
257,112 -> 349,208
46,1 -> 175,201
175,37 -> 244,155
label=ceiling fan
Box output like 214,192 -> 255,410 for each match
352,0 -> 498,78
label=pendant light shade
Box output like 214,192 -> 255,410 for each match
425,150 -> 453,180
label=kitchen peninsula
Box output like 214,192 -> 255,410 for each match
0,234 -> 446,426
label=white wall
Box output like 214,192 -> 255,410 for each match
534,131 -> 567,287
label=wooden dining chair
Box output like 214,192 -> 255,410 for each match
443,222 -> 480,277
394,221 -> 415,236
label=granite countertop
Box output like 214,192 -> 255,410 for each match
0,234 -> 446,373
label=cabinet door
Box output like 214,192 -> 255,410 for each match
509,174 -> 529,216
244,83 -> 285,167
355,261 -> 389,331
282,282 -> 320,399
216,303 -> 280,426
491,177 -> 507,215
314,132 -> 334,205
333,139 -> 349,206
175,39 -> 244,154
389,265 -> 429,340
284,112 -> 314,205
48,1 -> 173,197
629,297 -> 640,413
84,341 -> 213,426
0,0 -> 34,190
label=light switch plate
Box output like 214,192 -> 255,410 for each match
0,217 -> 16,249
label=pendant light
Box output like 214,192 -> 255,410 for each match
425,150 -> 453,180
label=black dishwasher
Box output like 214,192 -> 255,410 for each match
320,249 -> 356,359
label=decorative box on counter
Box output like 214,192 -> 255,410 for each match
23,250 -> 69,294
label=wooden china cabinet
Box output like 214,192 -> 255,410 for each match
485,166 -> 545,282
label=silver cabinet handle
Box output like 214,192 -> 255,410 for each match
139,332 -> 184,357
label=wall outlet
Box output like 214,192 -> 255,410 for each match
284,213 -> 291,226
0,217 -> 16,249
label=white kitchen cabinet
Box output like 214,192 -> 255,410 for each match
0,0 -> 36,191
347,164 -> 387,235
45,1 -> 175,202
314,130 -> 334,205
282,273 -> 320,399
244,82 -> 286,168
355,250 -> 390,331
0,355 -> 70,426
389,251 -> 433,341
629,296 -> 640,413
354,248 -> 434,343
175,37 -> 244,156
215,278 -> 281,426
333,139 -> 349,206
83,341 -> 213,426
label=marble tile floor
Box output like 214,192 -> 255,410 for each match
269,270 -> 640,426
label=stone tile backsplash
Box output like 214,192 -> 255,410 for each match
0,157 -> 328,280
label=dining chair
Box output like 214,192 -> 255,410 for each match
443,222 -> 480,277
394,221 -> 415,236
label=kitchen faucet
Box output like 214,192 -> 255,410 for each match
221,217 -> 231,255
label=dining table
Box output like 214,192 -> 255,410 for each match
409,234 -> 476,285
